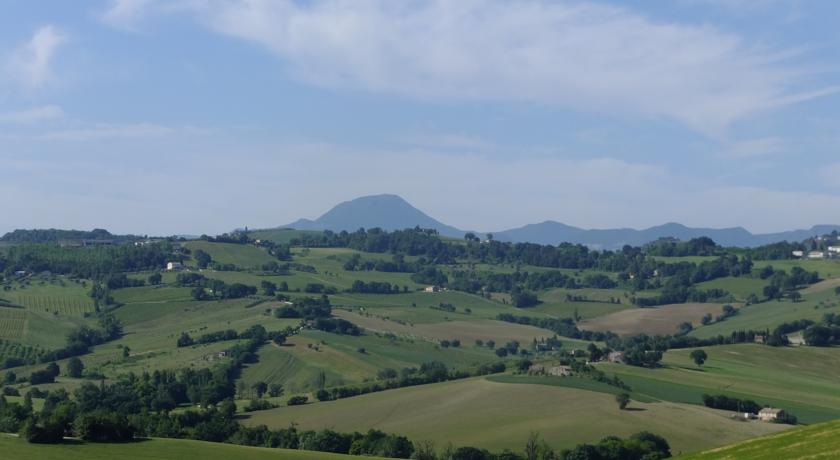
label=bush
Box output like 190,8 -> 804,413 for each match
74,412 -> 135,442
20,416 -> 66,444
287,395 -> 308,406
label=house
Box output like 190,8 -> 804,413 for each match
546,366 -> 572,377
758,408 -> 786,422
607,351 -> 625,364
791,250 -> 804,258
166,261 -> 183,271
527,364 -> 545,374
828,246 -> 840,255
424,285 -> 444,293
807,251 -> 825,259
14,270 -> 27,277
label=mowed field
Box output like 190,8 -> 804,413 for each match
0,434 -> 383,460
600,344 -> 840,423
243,378 -> 787,455
531,287 -> 632,319
679,419 -> 840,460
580,303 -> 730,336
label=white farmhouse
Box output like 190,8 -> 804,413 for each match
166,261 -> 183,271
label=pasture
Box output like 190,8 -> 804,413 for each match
2,276 -> 95,315
533,287 -> 631,319
243,378 -> 786,454
600,344 -> 840,423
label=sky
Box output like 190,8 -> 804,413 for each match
1,0 -> 840,236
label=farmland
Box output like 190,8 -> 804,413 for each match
243,377 -> 786,455
579,303 -> 731,336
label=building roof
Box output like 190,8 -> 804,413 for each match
758,408 -> 784,415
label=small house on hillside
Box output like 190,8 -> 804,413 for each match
758,408 -> 786,422
166,261 -> 183,271
607,351 -> 625,364
527,364 -> 545,374
424,285 -> 444,293
547,366 -> 572,377
791,250 -> 804,258
807,251 -> 826,259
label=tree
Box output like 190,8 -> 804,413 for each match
524,431 -> 540,460
147,272 -> 162,285
193,249 -> 212,269
268,384 -> 284,398
789,291 -> 802,303
252,381 -> 268,398
700,313 -> 712,325
615,393 -> 630,410
66,357 -> 84,378
260,281 -> 277,296
690,349 -> 708,366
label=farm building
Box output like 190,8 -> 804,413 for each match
607,351 -> 625,364
757,408 -> 786,422
791,250 -> 804,258
166,261 -> 183,271
424,285 -> 445,293
546,366 -> 572,377
829,246 -> 840,254
807,251 -> 826,259
528,364 -> 545,374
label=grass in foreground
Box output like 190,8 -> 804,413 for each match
678,419 -> 840,459
0,434 -> 383,460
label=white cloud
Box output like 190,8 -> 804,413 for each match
724,137 -> 785,158
99,0 -> 155,31
43,122 -> 174,141
0,105 -> 64,124
7,25 -> 65,89
101,0 -> 833,136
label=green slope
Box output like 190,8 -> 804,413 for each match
678,419 -> 840,459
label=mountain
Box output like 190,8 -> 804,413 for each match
284,194 -> 467,237
281,194 -> 840,248
494,222 -> 840,249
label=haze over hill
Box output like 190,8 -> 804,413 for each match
283,194 -> 840,249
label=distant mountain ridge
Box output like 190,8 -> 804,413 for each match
281,194 -> 840,249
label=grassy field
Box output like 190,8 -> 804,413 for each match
243,377 -> 786,455
532,287 -> 631,319
694,277 -> 767,302
0,434 -> 383,460
2,277 -> 95,315
248,228 -> 323,245
183,241 -> 278,268
678,419 -> 840,460
598,344 -> 840,423
580,303 -> 730,336
690,285 -> 840,339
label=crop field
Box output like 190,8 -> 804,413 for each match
580,303 -> 730,336
694,277 -> 767,302
678,419 -> 840,460
599,344 -> 840,423
243,377 -> 786,454
2,277 -> 95,315
333,309 -> 554,344
751,259 -> 840,278
0,307 -> 26,339
0,434 -> 382,460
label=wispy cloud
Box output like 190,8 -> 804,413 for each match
101,0 -> 833,136
0,105 -> 64,124
99,0 -> 155,31
724,137 -> 786,159
7,25 -> 65,89
43,122 -> 173,141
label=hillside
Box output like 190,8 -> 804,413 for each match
678,419 -> 840,459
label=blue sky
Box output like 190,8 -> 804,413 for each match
1,0 -> 840,236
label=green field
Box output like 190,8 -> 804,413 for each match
2,276 -> 95,315
598,344 -> 840,423
0,434 -> 384,460
532,287 -> 631,319
243,377 -> 786,455
679,419 -> 840,460
184,241 -> 278,268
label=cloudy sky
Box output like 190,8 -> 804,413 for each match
2,0 -> 840,236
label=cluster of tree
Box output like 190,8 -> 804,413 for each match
176,325 -> 289,348
29,362 -> 61,385
644,237 -> 719,257
103,273 -> 145,290
743,241 -> 806,260
1,241 -> 177,279
175,273 -> 257,300
761,266 -> 819,301
343,254 -> 420,273
0,228 -> 137,244
801,313 -> 840,347
273,296 -> 332,320
559,432 -> 671,460
349,280 -> 405,294
496,313 -> 616,343
303,283 -> 338,294
449,270 -> 617,297
312,318 -> 361,335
